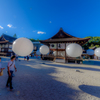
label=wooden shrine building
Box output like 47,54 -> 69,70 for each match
0,34 -> 17,56
40,28 -> 90,63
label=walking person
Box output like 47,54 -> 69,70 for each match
6,55 -> 17,91
36,55 -> 38,59
40,54 -> 43,60
24,56 -> 26,60
0,57 -> 5,95
27,55 -> 29,61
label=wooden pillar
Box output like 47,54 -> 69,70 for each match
1,44 -> 2,52
8,43 -> 9,53
48,44 -> 50,55
57,43 -> 58,58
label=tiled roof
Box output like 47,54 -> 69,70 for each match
50,28 -> 75,39
40,28 -> 90,46
0,34 -> 17,43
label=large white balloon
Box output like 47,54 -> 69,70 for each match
39,45 -> 49,54
87,49 -> 94,55
66,43 -> 82,57
12,38 -> 33,56
94,48 -> 100,57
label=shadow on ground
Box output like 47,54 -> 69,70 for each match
0,59 -> 80,100
12,62 -> 80,100
1,58 -> 100,100
79,85 -> 100,98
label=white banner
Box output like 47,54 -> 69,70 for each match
58,43 -> 65,49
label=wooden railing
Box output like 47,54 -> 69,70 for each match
0,52 -> 7,56
42,55 -> 83,63
66,57 -> 83,63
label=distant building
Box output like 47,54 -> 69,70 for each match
0,34 -> 17,56
32,42 -> 42,51
40,28 -> 90,63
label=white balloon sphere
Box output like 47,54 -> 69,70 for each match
53,51 -> 56,56
87,49 -> 94,55
94,48 -> 100,57
12,38 -> 33,56
36,50 -> 41,55
39,45 -> 49,55
66,43 -> 82,57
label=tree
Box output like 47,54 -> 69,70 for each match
82,36 -> 100,49
30,38 -> 36,42
30,38 -> 41,42
13,34 -> 17,38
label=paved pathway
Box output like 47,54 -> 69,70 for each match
0,57 -> 100,100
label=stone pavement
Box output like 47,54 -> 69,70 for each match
0,57 -> 100,100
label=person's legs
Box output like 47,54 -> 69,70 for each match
6,72 -> 10,87
27,57 -> 28,61
9,71 -> 13,89
6,71 -> 13,89
24,57 -> 26,60
27,57 -> 29,61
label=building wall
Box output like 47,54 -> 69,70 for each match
33,42 -> 42,51
0,43 -> 13,56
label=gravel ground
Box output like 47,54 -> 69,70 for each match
0,57 -> 100,100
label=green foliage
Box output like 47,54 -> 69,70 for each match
30,38 -> 41,42
94,45 -> 100,48
83,36 -> 100,49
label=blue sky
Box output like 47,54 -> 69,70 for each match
0,0 -> 100,40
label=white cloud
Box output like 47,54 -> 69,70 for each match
7,24 -> 16,28
7,24 -> 12,28
37,31 -> 46,34
0,26 -> 3,29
